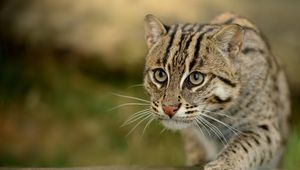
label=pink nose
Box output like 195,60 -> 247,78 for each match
162,105 -> 179,118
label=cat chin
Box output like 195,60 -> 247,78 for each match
161,119 -> 192,130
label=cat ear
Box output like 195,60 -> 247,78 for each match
213,24 -> 244,58
144,14 -> 168,48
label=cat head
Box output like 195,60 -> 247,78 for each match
143,14 -> 244,130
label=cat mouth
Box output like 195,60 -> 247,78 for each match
159,118 -> 194,130
153,111 -> 197,130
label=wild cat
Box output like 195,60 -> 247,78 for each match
142,13 -> 290,170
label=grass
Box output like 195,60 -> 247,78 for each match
0,55 -> 185,167
284,129 -> 300,170
1,0 -> 299,168
0,40 -> 300,170
0,54 -> 299,169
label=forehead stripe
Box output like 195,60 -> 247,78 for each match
175,24 -> 198,66
174,31 -> 185,54
181,24 -> 199,54
189,59 -> 196,72
185,34 -> 194,50
190,27 -> 215,71
193,31 -> 205,60
184,28 -> 204,72
171,25 -> 187,67
162,24 -> 178,66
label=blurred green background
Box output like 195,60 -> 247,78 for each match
0,0 -> 299,169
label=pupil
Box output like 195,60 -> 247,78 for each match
193,73 -> 199,80
159,71 -> 164,77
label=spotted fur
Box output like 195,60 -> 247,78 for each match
143,12 -> 290,170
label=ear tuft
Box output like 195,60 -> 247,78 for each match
213,24 -> 244,58
144,14 -> 167,48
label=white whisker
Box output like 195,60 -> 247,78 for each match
126,114 -> 152,137
109,102 -> 149,111
122,111 -> 151,127
142,117 -> 155,135
193,120 -> 205,136
201,113 -> 240,135
196,104 -> 237,121
112,93 -> 150,103
127,108 -> 149,118
127,84 -> 144,89
195,117 -> 211,138
196,117 -> 217,140
199,116 -> 227,145
124,108 -> 149,119
203,109 -> 236,120
160,127 -> 167,134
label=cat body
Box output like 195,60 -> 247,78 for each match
143,13 -> 290,170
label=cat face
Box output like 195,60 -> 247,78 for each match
143,14 -> 243,130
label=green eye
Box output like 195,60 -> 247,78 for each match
153,69 -> 167,83
188,72 -> 204,85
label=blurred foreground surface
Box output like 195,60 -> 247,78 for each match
0,167 -> 201,170
0,0 -> 299,169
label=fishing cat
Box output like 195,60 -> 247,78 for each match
143,13 -> 290,170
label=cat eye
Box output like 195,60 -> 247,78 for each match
153,69 -> 167,83
188,72 -> 204,85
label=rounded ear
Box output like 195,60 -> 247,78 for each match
144,14 -> 167,48
212,24 -> 244,58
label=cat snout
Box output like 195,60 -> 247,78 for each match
162,104 -> 179,118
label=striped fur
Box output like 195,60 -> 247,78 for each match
143,13 -> 290,170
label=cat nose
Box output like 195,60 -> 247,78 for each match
162,104 -> 179,118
